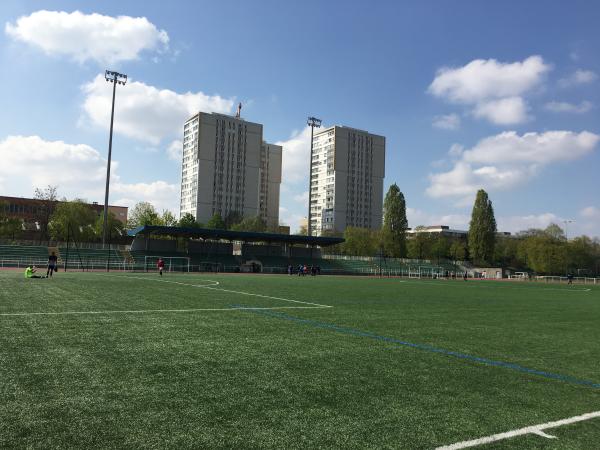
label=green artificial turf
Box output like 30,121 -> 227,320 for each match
0,271 -> 599,449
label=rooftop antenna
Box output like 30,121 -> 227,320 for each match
235,102 -> 242,119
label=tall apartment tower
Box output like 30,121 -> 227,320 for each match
309,126 -> 385,236
259,142 -> 282,228
179,112 -> 281,228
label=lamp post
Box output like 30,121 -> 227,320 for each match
306,116 -> 322,236
563,219 -> 573,241
102,70 -> 127,249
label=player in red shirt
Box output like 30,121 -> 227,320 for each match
157,258 -> 165,276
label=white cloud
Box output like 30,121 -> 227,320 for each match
81,74 -> 234,145
544,100 -> 593,114
472,97 -> 529,125
0,135 -> 179,215
559,69 -> 598,87
112,181 -> 179,214
432,113 -> 461,130
428,56 -> 549,125
427,130 -> 599,201
5,10 -> 169,65
274,127 -> 314,232
166,140 -> 183,161
448,144 -> 464,157
497,213 -> 563,233
580,206 -> 600,219
293,191 -> 309,207
275,126 -> 312,185
428,56 -> 550,103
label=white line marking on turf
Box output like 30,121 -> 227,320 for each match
100,274 -> 334,308
436,410 -> 600,449
401,280 -> 592,292
0,306 -> 329,317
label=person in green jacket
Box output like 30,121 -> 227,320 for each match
24,265 -> 45,279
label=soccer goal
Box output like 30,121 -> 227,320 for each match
408,266 -> 421,279
144,256 -> 190,273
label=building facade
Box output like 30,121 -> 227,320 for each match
259,142 -> 282,228
0,196 -> 128,226
309,126 -> 385,235
179,112 -> 281,228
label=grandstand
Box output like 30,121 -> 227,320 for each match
0,225 -> 462,277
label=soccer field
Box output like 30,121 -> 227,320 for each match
0,272 -> 599,449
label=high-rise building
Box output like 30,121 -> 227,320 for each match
309,126 -> 385,236
179,112 -> 281,228
259,142 -> 282,228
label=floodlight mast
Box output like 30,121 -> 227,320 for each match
306,116 -> 322,236
102,70 -> 127,251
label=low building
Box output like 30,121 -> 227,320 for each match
407,225 -> 511,239
0,195 -> 128,228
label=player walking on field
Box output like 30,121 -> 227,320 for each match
157,258 -> 165,276
47,252 -> 58,278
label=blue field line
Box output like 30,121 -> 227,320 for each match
232,305 -> 600,390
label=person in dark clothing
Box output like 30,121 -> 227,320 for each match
567,273 -> 574,285
47,252 -> 58,277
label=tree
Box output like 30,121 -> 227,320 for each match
407,226 -> 431,260
230,216 -> 267,233
341,227 -> 378,256
382,184 -> 408,257
298,224 -> 308,236
128,202 -> 161,228
224,211 -> 244,229
544,223 -> 566,241
449,239 -> 467,262
33,185 -> 58,241
430,234 -> 450,262
160,210 -> 177,226
206,213 -> 226,229
178,213 -> 202,228
468,189 -> 497,264
0,201 -> 23,239
48,200 -> 97,241
94,212 -> 125,241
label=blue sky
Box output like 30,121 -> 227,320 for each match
0,0 -> 599,236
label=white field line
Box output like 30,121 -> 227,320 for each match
436,410 -> 600,449
0,305 -> 329,317
402,280 -> 591,292
99,274 -> 334,308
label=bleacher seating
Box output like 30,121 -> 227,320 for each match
0,244 -> 49,265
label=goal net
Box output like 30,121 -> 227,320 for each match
144,256 -> 190,273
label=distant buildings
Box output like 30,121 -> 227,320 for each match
309,126 -> 385,236
407,225 -> 512,239
0,195 -> 128,227
179,112 -> 282,229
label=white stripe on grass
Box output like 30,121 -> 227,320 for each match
0,305 -> 330,317
402,279 -> 592,292
101,274 -> 334,308
436,410 -> 600,449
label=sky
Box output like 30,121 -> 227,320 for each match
0,0 -> 599,237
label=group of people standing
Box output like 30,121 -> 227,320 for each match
287,264 -> 320,276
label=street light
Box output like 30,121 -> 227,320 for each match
102,70 -> 127,249
563,219 -> 574,240
306,116 -> 322,236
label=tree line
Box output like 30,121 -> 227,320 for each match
0,186 -> 277,243
2,185 -> 598,275
319,186 -> 600,276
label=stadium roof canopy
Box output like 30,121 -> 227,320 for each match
127,225 -> 344,247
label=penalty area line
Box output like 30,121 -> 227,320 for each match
0,305 -> 330,317
436,410 -> 600,449
98,274 -> 333,309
